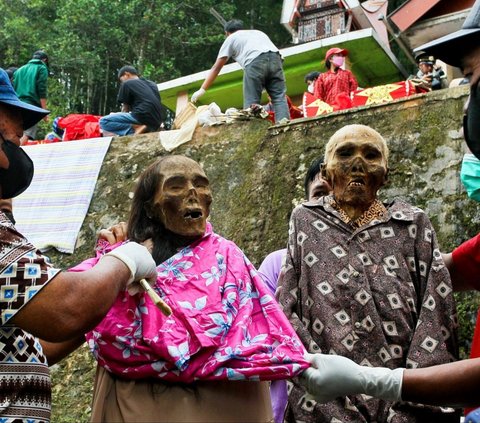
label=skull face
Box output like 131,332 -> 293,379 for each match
324,125 -> 388,214
150,156 -> 212,238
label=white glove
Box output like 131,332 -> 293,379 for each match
104,242 -> 157,295
299,353 -> 404,403
191,88 -> 206,103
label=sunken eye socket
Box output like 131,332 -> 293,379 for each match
194,177 -> 210,188
336,149 -> 352,158
164,176 -> 210,191
335,148 -> 381,160
365,151 -> 381,160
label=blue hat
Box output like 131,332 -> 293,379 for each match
0,68 -> 50,129
415,1 -> 480,68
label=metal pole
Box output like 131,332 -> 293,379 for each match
378,13 -> 417,67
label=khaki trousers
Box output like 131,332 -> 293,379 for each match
91,366 -> 274,423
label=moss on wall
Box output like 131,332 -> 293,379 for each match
49,85 -> 480,421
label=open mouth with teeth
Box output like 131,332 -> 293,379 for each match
348,180 -> 365,187
184,209 -> 203,220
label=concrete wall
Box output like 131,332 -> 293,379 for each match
50,84 -> 474,270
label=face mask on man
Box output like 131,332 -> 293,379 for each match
464,81 -> 480,160
0,138 -> 34,199
460,153 -> 480,201
307,84 -> 315,94
331,56 -> 345,68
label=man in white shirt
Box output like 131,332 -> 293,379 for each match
191,19 -> 290,123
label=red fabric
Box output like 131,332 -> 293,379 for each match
303,92 -> 333,117
334,92 -> 352,110
266,95 -> 303,122
304,81 -> 416,118
287,96 -> 303,119
351,81 -> 415,107
302,91 -> 352,118
452,233 -> 480,291
23,138 -> 61,146
313,68 -> 358,105
57,114 -> 102,141
452,233 -> 480,416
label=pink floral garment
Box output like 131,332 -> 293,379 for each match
74,223 -> 308,382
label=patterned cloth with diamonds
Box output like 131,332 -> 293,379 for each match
0,211 -> 60,422
277,195 -> 459,423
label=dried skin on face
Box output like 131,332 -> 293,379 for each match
151,156 -> 212,238
325,126 -> 388,213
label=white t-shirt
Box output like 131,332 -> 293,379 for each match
217,30 -> 279,68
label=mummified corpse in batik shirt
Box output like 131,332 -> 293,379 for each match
277,196 -> 459,423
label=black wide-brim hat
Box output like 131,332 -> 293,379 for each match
414,1 -> 480,68
0,68 -> 49,129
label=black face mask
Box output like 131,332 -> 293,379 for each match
464,80 -> 480,160
0,139 -> 34,199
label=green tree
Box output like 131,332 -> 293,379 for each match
0,0 -> 408,128
1,0 -> 292,119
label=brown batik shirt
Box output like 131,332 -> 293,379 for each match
277,196 -> 459,423
0,211 -> 60,422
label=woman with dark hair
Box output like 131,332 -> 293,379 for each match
73,155 -> 309,422
313,47 -> 358,107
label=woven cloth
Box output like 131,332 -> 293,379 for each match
13,137 -> 112,253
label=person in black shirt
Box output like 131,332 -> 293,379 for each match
100,66 -> 165,136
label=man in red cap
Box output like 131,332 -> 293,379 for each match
313,47 -> 358,106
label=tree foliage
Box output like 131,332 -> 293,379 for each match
0,0 -> 288,120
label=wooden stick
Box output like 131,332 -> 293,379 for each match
139,279 -> 172,317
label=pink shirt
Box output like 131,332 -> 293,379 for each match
73,223 -> 308,382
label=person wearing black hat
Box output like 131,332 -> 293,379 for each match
409,53 -> 447,91
297,0 -> 480,411
13,50 -> 50,143
0,67 -> 157,422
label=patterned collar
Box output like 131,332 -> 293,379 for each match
326,196 -> 388,229
303,196 -> 418,227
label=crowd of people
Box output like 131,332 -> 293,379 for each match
6,54 -> 169,143
1,2 -> 480,423
191,18 -> 454,122
5,17 -> 453,144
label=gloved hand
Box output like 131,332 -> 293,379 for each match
104,242 -> 157,295
191,88 -> 206,103
299,353 -> 404,403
